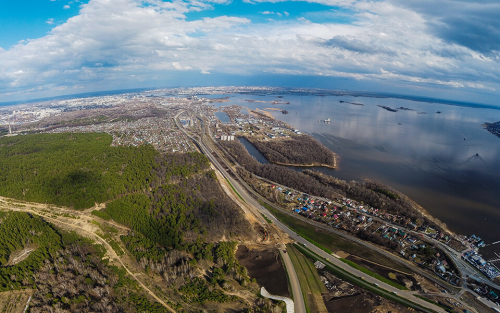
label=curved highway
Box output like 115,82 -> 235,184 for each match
177,113 -> 454,313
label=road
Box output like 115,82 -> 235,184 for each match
175,112 -> 306,313
280,246 -> 306,313
263,210 -> 450,313
176,114 -> 453,313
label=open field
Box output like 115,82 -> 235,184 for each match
287,244 -> 328,313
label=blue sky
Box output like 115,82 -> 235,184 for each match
0,0 -> 499,105
0,0 -> 88,48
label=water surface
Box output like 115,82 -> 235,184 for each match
213,94 -> 500,258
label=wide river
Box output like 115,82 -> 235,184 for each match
210,93 -> 500,259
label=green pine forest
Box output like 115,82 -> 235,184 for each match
0,133 -> 282,312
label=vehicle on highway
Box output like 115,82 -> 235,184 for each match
392,291 -> 397,295
283,250 -> 287,253
491,307 -> 500,313
374,283 -> 379,286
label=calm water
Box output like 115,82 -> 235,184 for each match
214,111 -> 231,124
214,94 -> 500,258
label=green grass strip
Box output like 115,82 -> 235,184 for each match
339,258 -> 407,290
261,213 -> 273,224
287,245 -> 313,313
259,201 -> 333,254
226,178 -> 245,203
261,200 -> 407,290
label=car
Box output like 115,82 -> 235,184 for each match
283,250 -> 287,253
392,291 -> 397,295
374,283 -> 379,286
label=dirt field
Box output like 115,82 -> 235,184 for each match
321,271 -> 421,313
0,290 -> 33,313
236,245 -> 290,297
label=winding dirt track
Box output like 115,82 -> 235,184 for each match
0,197 -> 176,313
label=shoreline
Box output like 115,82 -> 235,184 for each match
270,158 -> 338,169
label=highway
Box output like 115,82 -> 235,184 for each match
174,113 -> 456,313
175,112 -> 306,313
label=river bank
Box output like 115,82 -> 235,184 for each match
211,92 -> 500,260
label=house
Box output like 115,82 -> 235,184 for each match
489,291 -> 499,300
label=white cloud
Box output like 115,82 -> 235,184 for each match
46,18 -> 55,25
64,4 -> 71,9
0,0 -> 499,100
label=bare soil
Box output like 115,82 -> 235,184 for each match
6,245 -> 38,266
236,245 -> 290,297
448,238 -> 467,252
321,271 -> 422,313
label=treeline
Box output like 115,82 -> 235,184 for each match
0,133 -> 157,209
220,139 -> 442,231
220,140 -> 340,199
0,133 -> 210,209
247,135 -> 336,167
102,171 -> 253,247
302,170 -> 441,228
0,212 -> 170,313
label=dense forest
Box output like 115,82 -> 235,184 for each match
0,133 -> 281,311
101,170 -> 253,246
247,135 -> 336,167
0,133 -> 210,209
0,133 -> 157,209
0,212 -> 169,313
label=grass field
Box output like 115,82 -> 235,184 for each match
287,244 -> 328,313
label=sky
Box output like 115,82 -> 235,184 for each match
0,0 -> 499,105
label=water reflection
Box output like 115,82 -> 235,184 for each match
214,111 -> 231,124
214,94 -> 500,256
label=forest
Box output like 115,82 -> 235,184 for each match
246,135 -> 336,167
220,140 -> 340,199
0,133 -> 210,209
0,211 -> 169,312
0,133 -> 281,311
102,170 -> 253,247
0,133 -> 157,209
302,170 -> 443,230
